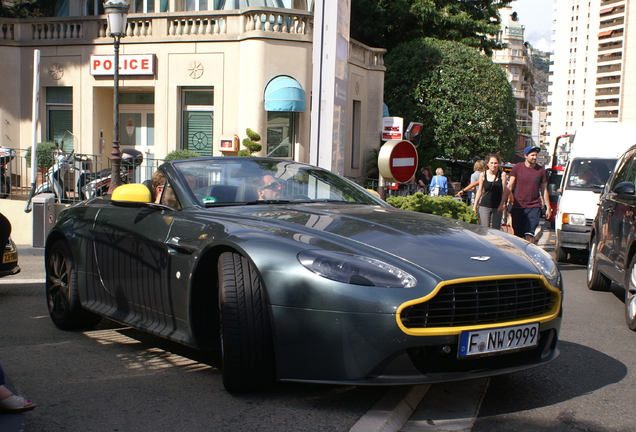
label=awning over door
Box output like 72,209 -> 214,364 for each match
264,76 -> 306,112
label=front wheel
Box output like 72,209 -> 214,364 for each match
587,236 -> 611,291
625,255 -> 636,331
218,252 -> 276,393
555,235 -> 568,263
46,239 -> 102,330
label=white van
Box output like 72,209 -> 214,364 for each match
554,123 -> 636,262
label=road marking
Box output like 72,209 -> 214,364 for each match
350,385 -> 431,432
398,378 -> 489,432
0,278 -> 45,285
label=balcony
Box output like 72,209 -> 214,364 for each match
595,110 -> 619,119
598,52 -> 623,63
598,29 -> 624,40
596,75 -> 621,85
595,99 -> 619,107
513,89 -> 526,99
600,17 -> 625,28
601,0 -> 625,6
0,8 -> 314,46
597,64 -> 621,73
596,86 -> 621,96
598,41 -> 623,51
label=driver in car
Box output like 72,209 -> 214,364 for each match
254,175 -> 283,200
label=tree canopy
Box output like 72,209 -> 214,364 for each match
351,0 -> 513,56
384,38 -> 518,162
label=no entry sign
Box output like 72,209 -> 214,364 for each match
378,140 -> 418,183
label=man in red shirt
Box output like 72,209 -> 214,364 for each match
507,146 -> 552,243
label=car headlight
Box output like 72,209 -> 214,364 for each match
525,243 -> 561,286
562,213 -> 586,225
298,250 -> 417,288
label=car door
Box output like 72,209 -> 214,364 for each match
614,151 -> 636,276
91,204 -> 175,330
601,150 -> 636,280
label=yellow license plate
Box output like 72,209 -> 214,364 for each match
3,251 -> 17,264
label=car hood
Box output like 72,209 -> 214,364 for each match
212,203 -> 539,280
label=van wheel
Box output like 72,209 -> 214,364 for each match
625,255 -> 636,331
555,236 -> 568,263
587,237 -> 610,291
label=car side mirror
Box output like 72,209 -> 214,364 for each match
613,181 -> 636,195
548,184 -> 558,195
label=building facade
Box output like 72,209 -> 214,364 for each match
0,0 -> 386,186
547,0 -> 636,139
493,6 -> 537,156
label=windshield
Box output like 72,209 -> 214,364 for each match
171,157 -> 387,207
566,158 -> 616,190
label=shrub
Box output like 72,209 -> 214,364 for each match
239,128 -> 262,156
25,141 -> 57,169
386,192 -> 478,224
164,149 -> 200,161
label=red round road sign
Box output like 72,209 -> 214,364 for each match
378,140 -> 418,183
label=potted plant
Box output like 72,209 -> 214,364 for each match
25,141 -> 58,170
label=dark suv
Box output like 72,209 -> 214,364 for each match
588,144 -> 636,330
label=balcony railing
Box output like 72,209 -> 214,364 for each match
0,8 -> 314,46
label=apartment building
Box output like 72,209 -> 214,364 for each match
0,0 -> 386,185
547,0 -> 636,139
493,6 -> 537,155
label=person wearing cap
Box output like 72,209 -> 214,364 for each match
507,145 -> 551,243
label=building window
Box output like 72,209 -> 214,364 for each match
182,89 -> 214,157
46,87 -> 73,153
132,0 -> 155,13
266,112 -> 295,158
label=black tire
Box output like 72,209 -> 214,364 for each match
46,240 -> 102,330
218,251 -> 275,393
625,255 -> 636,331
555,235 -> 568,263
587,236 -> 611,291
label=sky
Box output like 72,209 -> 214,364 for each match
509,0 -> 554,52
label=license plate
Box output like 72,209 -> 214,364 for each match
458,323 -> 539,357
2,251 -> 17,264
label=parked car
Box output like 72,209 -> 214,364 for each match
1,237 -> 20,277
45,157 -> 563,393
588,144 -> 636,330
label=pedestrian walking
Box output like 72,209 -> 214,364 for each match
456,159 -> 486,205
507,146 -> 552,242
428,167 -> 449,197
473,154 -> 508,229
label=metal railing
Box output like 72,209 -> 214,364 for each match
0,149 -> 163,204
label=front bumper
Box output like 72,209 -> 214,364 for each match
558,224 -> 591,250
271,306 -> 561,385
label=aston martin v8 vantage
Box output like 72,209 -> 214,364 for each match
45,157 -> 562,393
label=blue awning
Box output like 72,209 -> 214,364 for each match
383,103 -> 390,118
264,76 -> 306,112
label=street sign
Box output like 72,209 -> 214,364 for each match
378,140 -> 418,183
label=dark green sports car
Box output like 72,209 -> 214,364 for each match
45,157 -> 563,393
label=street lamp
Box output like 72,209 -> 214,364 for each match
104,0 -> 129,194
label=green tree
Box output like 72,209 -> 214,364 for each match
351,0 -> 513,55
384,38 -> 518,162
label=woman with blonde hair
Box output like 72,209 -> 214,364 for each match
473,154 -> 509,229
428,167 -> 449,196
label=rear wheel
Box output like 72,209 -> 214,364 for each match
587,236 -> 611,291
46,240 -> 101,330
218,252 -> 275,393
625,255 -> 636,331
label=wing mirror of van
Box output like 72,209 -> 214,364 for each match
613,181 -> 635,195
548,184 -> 559,196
